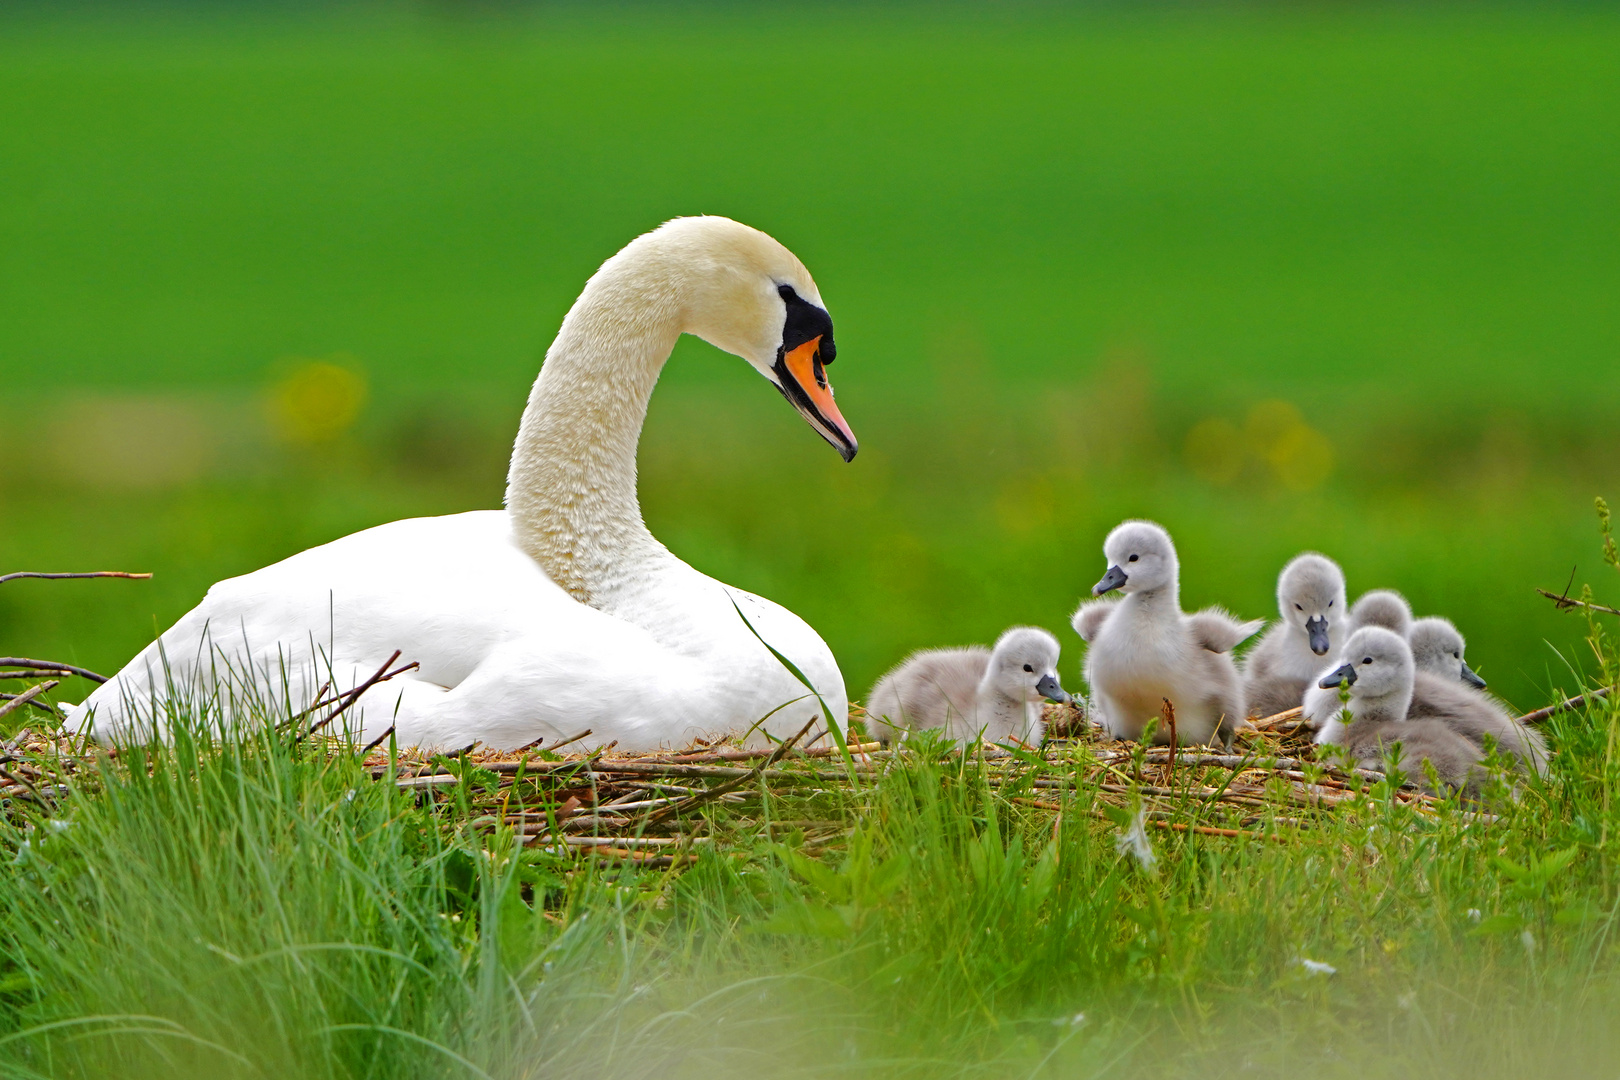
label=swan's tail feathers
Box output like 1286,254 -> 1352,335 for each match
1186,609 -> 1267,653
1071,598 -> 1120,643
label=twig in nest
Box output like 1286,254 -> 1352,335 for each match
0,571 -> 152,586
297,652 -> 420,740
1536,587 -> 1620,618
1248,706 -> 1305,731
360,725 -> 396,758
1519,686 -> 1616,726
1162,698 -> 1177,772
0,681 -> 59,723
0,658 -> 109,684
643,716 -> 819,826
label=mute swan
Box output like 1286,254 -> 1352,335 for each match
69,217 -> 857,752
1348,589 -> 1413,636
1242,553 -> 1347,718
863,626 -> 1070,747
1079,521 -> 1262,747
1313,627 -> 1483,793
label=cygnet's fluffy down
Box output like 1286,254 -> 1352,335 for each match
1402,615 -> 1545,771
1242,552 -> 1347,719
1077,520 -> 1263,747
863,626 -> 1070,747
1313,626 -> 1483,794
1407,672 -> 1547,775
1348,589 -> 1414,636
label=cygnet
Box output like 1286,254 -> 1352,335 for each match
864,626 -> 1070,747
1242,552 -> 1348,718
1408,616 -> 1486,689
1403,617 -> 1544,773
1313,626 -> 1483,794
1078,520 -> 1263,747
1348,589 -> 1414,636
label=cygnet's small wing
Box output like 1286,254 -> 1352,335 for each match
1409,673 -> 1548,775
1072,598 -> 1120,643
1185,607 -> 1266,654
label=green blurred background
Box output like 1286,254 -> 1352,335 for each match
2,2 -> 1617,713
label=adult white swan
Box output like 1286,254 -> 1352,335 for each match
69,217 -> 857,752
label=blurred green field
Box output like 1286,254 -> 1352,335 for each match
2,3 -> 1619,711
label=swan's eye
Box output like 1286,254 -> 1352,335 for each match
1295,603 -> 1303,611
1362,657 -> 1373,665
1023,664 -> 1033,673
1328,600 -> 1334,607
1128,554 -> 1139,563
1454,651 -> 1461,659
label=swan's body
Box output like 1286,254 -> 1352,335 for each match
1079,521 -> 1261,747
1313,627 -> 1483,794
863,627 -> 1069,747
70,218 -> 858,752
1242,552 -> 1347,718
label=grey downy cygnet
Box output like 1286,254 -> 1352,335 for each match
1313,626 -> 1483,794
1242,552 -> 1348,719
1302,587 -> 1417,729
1079,520 -> 1263,747
1348,589 -> 1414,636
1406,617 -> 1546,774
864,626 -> 1071,747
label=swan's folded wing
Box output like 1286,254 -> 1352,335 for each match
1071,598 -> 1120,643
1185,608 -> 1266,653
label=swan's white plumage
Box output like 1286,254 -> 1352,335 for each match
68,218 -> 850,752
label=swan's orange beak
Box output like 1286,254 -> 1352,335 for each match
774,336 -> 858,462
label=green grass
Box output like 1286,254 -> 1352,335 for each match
4,592 -> 1620,1078
2,6 -> 1619,714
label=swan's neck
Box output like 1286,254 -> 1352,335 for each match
505,257 -> 683,607
1124,583 -> 1180,620
1352,686 -> 1412,725
978,673 -> 1035,732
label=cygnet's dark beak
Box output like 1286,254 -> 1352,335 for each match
1319,663 -> 1358,690
1035,673 -> 1071,704
1460,662 -> 1487,689
1305,616 -> 1331,656
1093,565 -> 1128,596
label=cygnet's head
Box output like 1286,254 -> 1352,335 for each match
1318,626 -> 1415,703
988,627 -> 1070,704
622,216 -> 857,461
1094,520 -> 1179,596
1409,616 -> 1487,689
1276,552 -> 1347,655
1349,589 -> 1414,637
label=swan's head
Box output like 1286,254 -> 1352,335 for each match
1409,616 -> 1486,688
654,216 -> 857,462
1318,626 -> 1414,704
1349,589 -> 1413,637
988,626 -> 1069,704
1277,552 -> 1346,655
1094,520 -> 1178,596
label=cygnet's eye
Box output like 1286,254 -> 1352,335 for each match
1362,656 -> 1374,665
1328,600 -> 1334,607
1128,554 -> 1139,563
1022,664 -> 1034,673
1453,651 -> 1461,659
1294,603 -> 1303,611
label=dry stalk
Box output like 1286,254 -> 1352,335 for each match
0,681 -> 59,723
